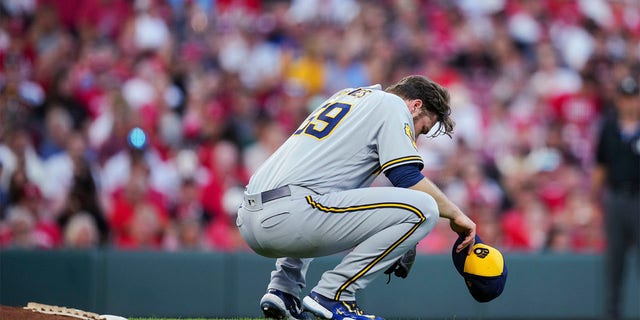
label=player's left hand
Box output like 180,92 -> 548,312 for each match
449,214 -> 476,254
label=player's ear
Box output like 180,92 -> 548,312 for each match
408,99 -> 423,115
414,99 -> 423,112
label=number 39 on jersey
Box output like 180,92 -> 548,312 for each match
294,102 -> 352,139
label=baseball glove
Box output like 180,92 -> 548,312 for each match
384,245 -> 416,283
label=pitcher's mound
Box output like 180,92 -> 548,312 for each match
1,305 -> 73,320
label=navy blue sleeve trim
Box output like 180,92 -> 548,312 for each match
384,163 -> 425,188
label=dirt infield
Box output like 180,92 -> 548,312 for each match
1,305 -> 75,320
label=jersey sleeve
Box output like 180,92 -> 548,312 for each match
384,163 -> 425,188
375,94 -> 424,174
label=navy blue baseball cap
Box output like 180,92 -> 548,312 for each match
452,235 -> 507,303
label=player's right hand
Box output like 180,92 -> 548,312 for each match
449,214 -> 476,254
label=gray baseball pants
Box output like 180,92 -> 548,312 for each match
237,185 -> 438,301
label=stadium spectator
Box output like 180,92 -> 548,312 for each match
501,182 -> 551,252
38,106 -> 74,161
163,177 -> 208,251
199,139 -> 249,251
63,211 -> 100,249
242,115 -> 287,175
106,148 -> 169,249
3,167 -> 61,249
166,217 -> 205,251
0,129 -> 48,205
1,206 -> 38,248
54,135 -> 110,246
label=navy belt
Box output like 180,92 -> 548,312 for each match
261,185 -> 291,203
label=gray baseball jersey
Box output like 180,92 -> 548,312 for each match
246,85 -> 423,194
238,85 -> 439,302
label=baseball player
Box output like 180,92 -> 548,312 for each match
237,75 -> 476,320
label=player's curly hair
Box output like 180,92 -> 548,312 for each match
385,75 -> 454,138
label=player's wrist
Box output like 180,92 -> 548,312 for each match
439,203 -> 464,220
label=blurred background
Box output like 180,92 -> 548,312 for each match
1,0 -> 638,254
0,0 -> 639,318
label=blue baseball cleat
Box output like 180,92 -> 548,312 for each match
260,288 -> 312,320
302,291 -> 384,320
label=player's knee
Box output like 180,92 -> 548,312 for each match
409,191 -> 438,219
413,194 -> 438,234
420,194 -> 438,215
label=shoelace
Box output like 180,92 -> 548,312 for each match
270,289 -> 303,315
289,296 -> 303,315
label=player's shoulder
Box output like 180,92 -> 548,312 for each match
373,89 -> 410,115
332,85 -> 406,114
352,85 -> 405,105
334,84 -> 383,98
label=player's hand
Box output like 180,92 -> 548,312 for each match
449,214 -> 476,254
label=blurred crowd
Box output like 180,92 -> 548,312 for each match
0,0 -> 638,253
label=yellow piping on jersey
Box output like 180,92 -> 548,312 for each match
373,156 -> 423,175
305,196 -> 426,300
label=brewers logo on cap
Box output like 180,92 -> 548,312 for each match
452,235 -> 508,302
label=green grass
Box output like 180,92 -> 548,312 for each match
130,318 -> 265,320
